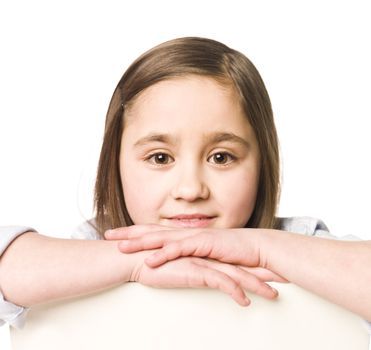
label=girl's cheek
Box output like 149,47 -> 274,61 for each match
122,172 -> 170,220
221,170 -> 259,226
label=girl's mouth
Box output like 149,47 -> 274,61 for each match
166,214 -> 216,228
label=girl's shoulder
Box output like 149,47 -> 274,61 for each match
276,216 -> 330,237
72,218 -> 101,240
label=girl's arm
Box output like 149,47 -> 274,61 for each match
0,232 -> 135,307
259,230 -> 371,321
0,231 -> 277,309
108,226 -> 371,321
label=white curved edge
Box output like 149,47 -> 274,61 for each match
11,283 -> 370,350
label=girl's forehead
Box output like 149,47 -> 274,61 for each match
125,75 -> 242,123
122,76 -> 257,149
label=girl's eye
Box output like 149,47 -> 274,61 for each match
208,152 -> 236,165
147,153 -> 173,165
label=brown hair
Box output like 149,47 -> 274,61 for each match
94,37 -> 280,237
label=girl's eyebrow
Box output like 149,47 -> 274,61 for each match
133,132 -> 250,148
133,133 -> 174,147
206,132 -> 251,149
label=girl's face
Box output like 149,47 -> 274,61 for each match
120,76 -> 260,229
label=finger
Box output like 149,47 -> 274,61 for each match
189,261 -> 250,307
198,260 -> 279,300
104,224 -> 171,240
238,267 -> 288,283
145,239 -> 207,267
118,235 -> 168,253
118,230 -> 201,253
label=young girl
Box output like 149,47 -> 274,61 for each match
0,37 -> 370,329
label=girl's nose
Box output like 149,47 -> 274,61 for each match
171,166 -> 210,202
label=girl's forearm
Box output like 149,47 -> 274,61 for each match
259,229 -> 371,320
0,232 -> 136,307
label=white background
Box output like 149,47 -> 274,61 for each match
1,1 -> 370,348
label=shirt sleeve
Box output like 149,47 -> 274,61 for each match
0,226 -> 36,328
277,216 -> 360,240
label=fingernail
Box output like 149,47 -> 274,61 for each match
270,287 -> 279,296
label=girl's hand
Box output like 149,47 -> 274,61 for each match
105,225 -> 287,282
129,250 -> 279,306
105,225 -> 263,268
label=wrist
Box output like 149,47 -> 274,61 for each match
255,228 -> 309,276
123,250 -> 155,283
252,228 -> 279,270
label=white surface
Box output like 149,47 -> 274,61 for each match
1,1 -> 370,348
0,325 -> 11,349
10,283 -> 370,350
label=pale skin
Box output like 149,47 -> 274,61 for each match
0,75 -> 370,324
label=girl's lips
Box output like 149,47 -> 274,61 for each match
166,214 -> 216,228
